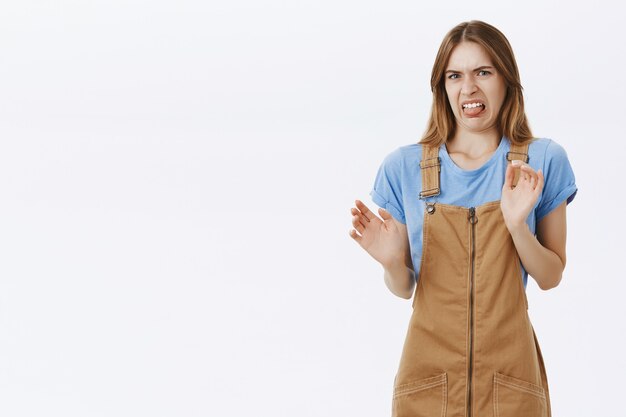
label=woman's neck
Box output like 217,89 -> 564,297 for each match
446,131 -> 502,160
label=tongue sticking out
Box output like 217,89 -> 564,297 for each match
464,105 -> 485,116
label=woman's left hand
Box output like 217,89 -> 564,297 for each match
500,160 -> 544,233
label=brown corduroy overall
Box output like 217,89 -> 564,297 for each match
392,141 -> 551,417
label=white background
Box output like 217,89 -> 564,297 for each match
0,0 -> 624,416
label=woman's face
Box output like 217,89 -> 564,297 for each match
444,41 -> 507,136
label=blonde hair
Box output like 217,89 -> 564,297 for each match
419,20 -> 534,147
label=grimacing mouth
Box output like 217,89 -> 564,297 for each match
462,103 -> 486,111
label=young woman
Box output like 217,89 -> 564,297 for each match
349,20 -> 577,417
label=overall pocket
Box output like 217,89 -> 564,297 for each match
392,372 -> 447,417
493,371 -> 547,417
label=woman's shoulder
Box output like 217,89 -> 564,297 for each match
526,137 -> 572,167
379,143 -> 423,168
393,142 -> 423,156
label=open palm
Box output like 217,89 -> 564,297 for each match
349,200 -> 408,267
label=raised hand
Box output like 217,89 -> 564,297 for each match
501,160 -> 544,233
349,199 -> 409,268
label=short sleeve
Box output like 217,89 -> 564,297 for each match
369,147 -> 406,224
535,140 -> 578,223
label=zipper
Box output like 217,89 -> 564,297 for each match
467,207 -> 477,417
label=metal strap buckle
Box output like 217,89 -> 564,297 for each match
419,187 -> 440,199
506,151 -> 529,163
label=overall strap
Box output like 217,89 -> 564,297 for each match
419,138 -> 532,197
419,144 -> 441,199
506,140 -> 531,187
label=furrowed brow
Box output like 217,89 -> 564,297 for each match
445,66 -> 494,74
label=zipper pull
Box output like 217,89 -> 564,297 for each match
468,207 -> 477,224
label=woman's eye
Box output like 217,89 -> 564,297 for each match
448,74 -> 459,79
478,70 -> 491,76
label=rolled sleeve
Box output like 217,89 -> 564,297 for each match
369,147 -> 406,224
536,140 -> 578,223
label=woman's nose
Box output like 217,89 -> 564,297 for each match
461,78 -> 478,95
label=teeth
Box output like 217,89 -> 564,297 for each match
463,103 -> 484,109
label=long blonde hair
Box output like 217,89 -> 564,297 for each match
419,20 -> 534,147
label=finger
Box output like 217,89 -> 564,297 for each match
529,171 -> 536,188
351,207 -> 369,228
518,162 -> 536,174
519,166 -> 529,180
530,168 -> 539,189
520,164 -> 539,188
378,207 -> 393,221
349,228 -> 362,244
516,169 -> 529,184
535,168 -> 545,194
355,199 -> 377,222
352,214 -> 366,234
515,161 -> 532,176
503,163 -> 516,190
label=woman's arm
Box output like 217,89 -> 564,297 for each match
508,201 -> 567,290
350,201 -> 415,299
501,159 -> 569,290
382,218 -> 416,299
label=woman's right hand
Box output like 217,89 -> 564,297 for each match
349,199 -> 409,268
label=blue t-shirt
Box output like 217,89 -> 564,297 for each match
369,136 -> 578,289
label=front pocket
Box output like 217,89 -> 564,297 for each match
392,372 -> 447,417
493,371 -> 547,417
